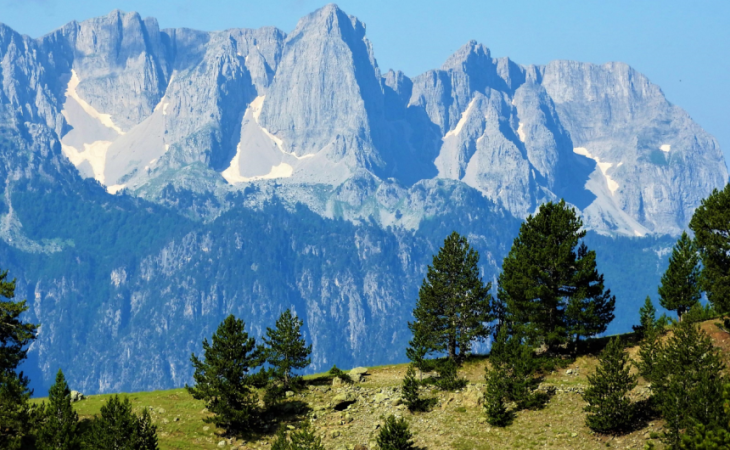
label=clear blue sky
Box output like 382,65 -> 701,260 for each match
2,0 -> 728,165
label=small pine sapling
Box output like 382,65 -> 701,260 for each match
377,415 -> 417,450
658,232 -> 702,321
86,395 -> 158,450
328,365 -> 352,384
582,337 -> 637,433
435,358 -> 466,391
272,421 -> 324,450
652,320 -> 726,448
402,364 -> 422,411
484,364 -> 511,426
633,296 -> 657,337
637,324 -> 663,384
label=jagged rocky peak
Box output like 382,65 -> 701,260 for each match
257,3 -> 384,171
0,5 -> 724,237
541,60 -> 728,235
50,10 -> 172,130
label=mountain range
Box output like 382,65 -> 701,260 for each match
0,4 -> 725,394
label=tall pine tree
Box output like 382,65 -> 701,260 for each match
690,184 -> 730,313
582,337 -> 637,433
186,315 -> 263,433
262,309 -> 312,389
658,232 -> 702,320
499,201 -> 615,350
653,320 -> 726,448
37,369 -> 80,450
0,268 -> 38,449
409,231 -> 492,364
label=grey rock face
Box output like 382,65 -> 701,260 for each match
0,4 -> 727,396
541,60 -> 727,234
3,4 -> 721,235
48,10 -> 173,131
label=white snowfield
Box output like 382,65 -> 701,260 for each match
573,147 -> 619,195
517,122 -> 526,142
61,141 -> 112,184
61,71 -> 172,193
223,96 -> 318,185
66,71 -> 125,135
444,98 -> 476,139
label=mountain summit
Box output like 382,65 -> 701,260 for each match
0,5 -> 726,394
0,4 -> 724,235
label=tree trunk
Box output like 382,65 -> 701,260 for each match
448,338 -> 456,363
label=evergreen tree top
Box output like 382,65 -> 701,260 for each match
658,231 -> 701,317
689,184 -> 730,312
0,268 -> 38,373
410,231 -> 493,363
499,200 -> 614,349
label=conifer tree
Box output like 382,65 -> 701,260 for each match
633,296 -> 658,336
402,364 -> 422,412
690,184 -> 730,313
0,268 -> 38,449
680,383 -> 730,449
483,364 -> 511,426
637,324 -> 663,384
377,415 -> 417,450
409,232 -> 493,365
499,201 -> 615,350
0,269 -> 37,374
263,309 -> 312,389
86,395 -> 158,450
489,327 -> 543,409
186,315 -> 262,433
271,421 -> 324,450
653,320 -> 726,448
435,358 -> 466,391
0,371 -> 36,450
582,337 -> 637,433
658,232 -> 702,320
405,328 -> 434,376
37,369 -> 80,450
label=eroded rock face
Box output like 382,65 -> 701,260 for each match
1,5 -> 725,236
0,3 -> 726,397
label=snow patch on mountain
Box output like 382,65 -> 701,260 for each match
444,98 -> 477,138
517,122 -> 526,142
573,147 -> 619,195
61,142 -> 112,184
223,96 -> 301,184
65,71 -> 125,135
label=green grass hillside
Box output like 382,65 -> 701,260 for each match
31,320 -> 730,450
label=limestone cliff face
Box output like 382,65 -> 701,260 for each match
541,60 -> 727,234
0,3 -> 725,395
1,5 -> 725,235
